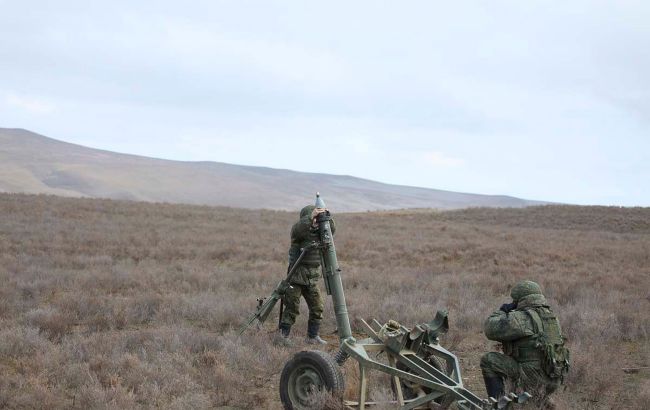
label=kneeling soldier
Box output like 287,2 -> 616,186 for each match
481,280 -> 570,408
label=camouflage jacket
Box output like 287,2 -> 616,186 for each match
484,294 -> 551,363
287,211 -> 336,286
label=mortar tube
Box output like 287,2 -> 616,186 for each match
317,215 -> 353,343
314,194 -> 352,340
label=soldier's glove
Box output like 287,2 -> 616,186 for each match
311,207 -> 327,227
500,302 -> 517,313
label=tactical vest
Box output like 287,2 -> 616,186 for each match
289,217 -> 322,268
505,307 -> 570,381
297,235 -> 322,268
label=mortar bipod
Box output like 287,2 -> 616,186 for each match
278,316 -> 531,409
341,317 -> 482,409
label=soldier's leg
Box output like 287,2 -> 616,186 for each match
280,285 -> 303,334
303,284 -> 324,325
540,380 -> 560,410
480,352 -> 520,398
302,284 -> 325,344
519,365 -> 559,407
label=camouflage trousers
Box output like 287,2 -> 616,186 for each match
480,352 -> 560,402
280,283 -> 324,327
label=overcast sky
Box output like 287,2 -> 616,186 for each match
1,1 -> 649,206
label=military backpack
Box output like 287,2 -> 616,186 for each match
524,307 -> 571,382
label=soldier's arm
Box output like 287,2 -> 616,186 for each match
309,207 -> 335,235
288,219 -> 311,266
288,245 -> 300,267
484,310 -> 535,342
288,223 -> 302,267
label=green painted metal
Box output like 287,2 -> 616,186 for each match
313,193 -> 354,343
341,318 -> 489,409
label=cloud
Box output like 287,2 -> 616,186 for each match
0,2 -> 648,205
345,138 -> 372,155
107,15 -> 348,93
189,26 -> 341,86
5,93 -> 55,114
422,151 -> 465,168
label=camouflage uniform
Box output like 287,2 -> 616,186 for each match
481,281 -> 568,406
279,205 -> 335,341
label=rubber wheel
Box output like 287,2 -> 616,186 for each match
280,350 -> 345,410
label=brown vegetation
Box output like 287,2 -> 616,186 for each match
0,193 -> 648,409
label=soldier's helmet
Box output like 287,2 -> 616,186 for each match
510,280 -> 542,302
300,205 -> 316,218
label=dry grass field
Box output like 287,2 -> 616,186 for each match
0,193 -> 648,409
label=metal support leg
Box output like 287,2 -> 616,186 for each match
403,392 -> 439,410
388,354 -> 405,406
358,363 -> 367,410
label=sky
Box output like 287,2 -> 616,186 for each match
1,1 -> 649,206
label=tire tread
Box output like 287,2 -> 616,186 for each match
279,350 -> 345,410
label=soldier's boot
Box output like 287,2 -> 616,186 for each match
305,321 -> 327,345
274,324 -> 293,347
483,375 -> 504,400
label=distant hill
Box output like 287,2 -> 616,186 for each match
0,127 -> 545,211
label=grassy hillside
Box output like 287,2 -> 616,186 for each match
0,128 -> 543,211
0,193 -> 648,409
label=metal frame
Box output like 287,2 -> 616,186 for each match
339,319 -> 488,410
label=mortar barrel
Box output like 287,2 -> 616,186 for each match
315,194 -> 353,342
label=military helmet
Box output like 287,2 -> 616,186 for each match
510,280 -> 542,302
300,205 -> 316,218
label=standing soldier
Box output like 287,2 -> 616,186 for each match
277,205 -> 334,345
481,280 -> 570,408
